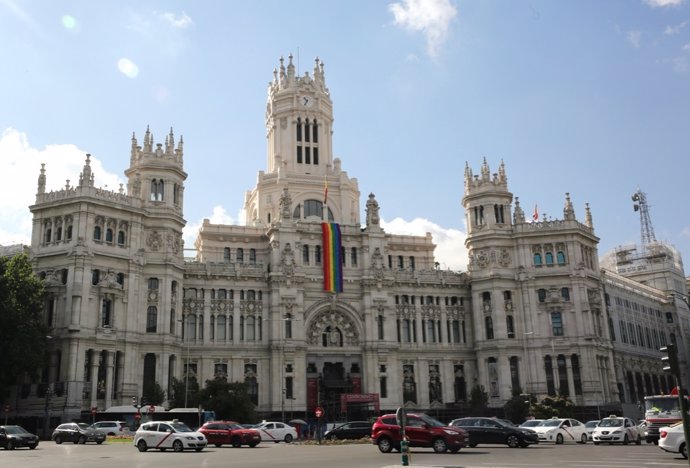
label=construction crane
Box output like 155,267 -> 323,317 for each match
632,188 -> 656,245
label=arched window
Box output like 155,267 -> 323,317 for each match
93,226 -> 101,241
556,251 -> 566,264
557,354 -> 569,396
146,306 -> 157,333
545,251 -> 554,265
150,179 -> 164,201
506,315 -> 515,338
66,225 -> 73,240
117,230 -> 126,245
293,199 -> 334,221
312,118 -> 318,142
45,228 -> 52,244
56,227 -> 62,241
551,311 -> 564,336
284,314 -> 293,339
105,228 -> 113,243
544,355 -> 555,395
485,316 -> 494,340
571,354 -> 582,395
533,253 -> 542,266
296,117 -> 302,141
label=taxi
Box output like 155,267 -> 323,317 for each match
531,417 -> 588,444
254,421 -> 298,443
134,420 -> 207,452
592,415 -> 641,445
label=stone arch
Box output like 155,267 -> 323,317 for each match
304,300 -> 362,346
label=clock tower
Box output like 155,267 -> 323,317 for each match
243,54 -> 360,227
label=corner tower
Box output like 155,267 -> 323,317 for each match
244,54 -> 360,227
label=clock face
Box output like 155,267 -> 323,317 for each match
301,96 -> 313,107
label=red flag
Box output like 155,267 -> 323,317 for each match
533,204 -> 539,221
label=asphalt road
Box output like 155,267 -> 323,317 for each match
0,439 -> 688,468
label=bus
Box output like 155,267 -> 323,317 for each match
89,406 -> 216,431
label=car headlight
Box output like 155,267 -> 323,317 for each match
185,436 -> 195,440
443,429 -> 458,435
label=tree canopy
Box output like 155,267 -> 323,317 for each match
0,253 -> 47,400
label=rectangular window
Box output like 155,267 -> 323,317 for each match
285,376 -> 294,400
313,147 -> 319,165
297,146 -> 303,163
305,147 -> 311,164
101,298 -> 113,327
377,315 -> 384,340
551,312 -> 563,336
380,376 -> 388,398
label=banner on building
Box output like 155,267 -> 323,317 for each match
321,222 -> 343,293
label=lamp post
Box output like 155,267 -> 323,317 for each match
522,331 -> 535,394
43,384 -> 53,440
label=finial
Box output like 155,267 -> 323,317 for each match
585,203 -> 593,228
37,163 -> 46,194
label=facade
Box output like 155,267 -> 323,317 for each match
8,54 -> 689,426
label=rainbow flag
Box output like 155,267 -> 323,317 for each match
322,222 -> 343,293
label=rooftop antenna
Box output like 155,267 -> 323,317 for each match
632,188 -> 656,245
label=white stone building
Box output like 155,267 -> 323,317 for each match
10,54 -> 688,425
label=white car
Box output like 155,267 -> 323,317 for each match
584,420 -> 600,441
532,417 -> 588,444
592,416 -> 641,445
90,421 -> 129,436
254,421 -> 298,443
134,420 -> 207,452
659,422 -> 688,459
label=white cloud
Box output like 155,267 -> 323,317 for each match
389,0 -> 458,58
683,43 -> 690,51
161,11 -> 194,29
0,128 -> 123,246
183,206 -> 246,253
118,57 -> 139,78
627,30 -> 642,48
381,217 -> 468,271
644,0 -> 684,7
664,20 -> 690,35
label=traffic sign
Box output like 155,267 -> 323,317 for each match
315,406 -> 323,418
91,407 -> 97,416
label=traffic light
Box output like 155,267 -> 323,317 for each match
132,396 -> 138,407
660,344 -> 680,377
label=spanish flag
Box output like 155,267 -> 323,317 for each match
322,222 -> 343,293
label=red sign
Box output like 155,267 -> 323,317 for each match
134,411 -> 141,420
315,406 -> 324,418
148,405 -> 156,413
91,407 -> 97,416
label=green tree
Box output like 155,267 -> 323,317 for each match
169,376 -> 200,408
531,394 -> 575,419
469,384 -> 489,413
142,381 -> 166,406
198,378 -> 256,423
503,387 -> 533,424
0,253 -> 47,400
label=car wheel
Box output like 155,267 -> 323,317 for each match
284,434 -> 293,443
78,436 -> 86,444
623,435 -> 629,445
681,442 -> 688,459
432,437 -> 448,453
172,440 -> 184,452
248,442 -> 258,448
29,444 -> 37,450
377,436 -> 393,453
580,434 -> 588,444
96,440 -> 104,445
635,435 -> 642,445
593,442 -> 600,445
137,440 -> 147,452
327,434 -> 337,441
556,434 -> 564,445
6,440 -> 13,450
469,442 -> 478,448
55,436 -> 62,444
506,434 -> 520,448
231,437 -> 242,448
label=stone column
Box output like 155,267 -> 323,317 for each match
89,350 -> 99,409
105,351 -> 115,409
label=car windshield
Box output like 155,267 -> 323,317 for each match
598,419 -> 623,427
645,398 -> 680,412
228,424 -> 244,430
4,426 -> 30,435
541,420 -> 563,427
170,422 -> 194,433
419,414 -> 445,428
520,420 -> 543,427
77,423 -> 91,430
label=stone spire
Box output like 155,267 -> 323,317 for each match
144,125 -> 152,153
480,157 -> 490,181
498,159 -> 507,184
166,127 -> 175,155
80,154 -> 93,188
513,196 -> 525,223
36,163 -> 46,195
130,132 -> 138,164
563,192 -> 575,221
287,53 -> 296,85
585,203 -> 593,228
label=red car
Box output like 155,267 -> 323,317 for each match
199,421 -> 261,448
372,413 -> 467,454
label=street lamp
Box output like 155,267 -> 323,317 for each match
43,384 -> 53,440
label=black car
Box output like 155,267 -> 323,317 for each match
449,417 -> 539,448
324,421 -> 372,440
0,425 -> 39,450
52,422 -> 106,444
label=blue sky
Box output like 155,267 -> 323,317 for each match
1,0 -> 689,272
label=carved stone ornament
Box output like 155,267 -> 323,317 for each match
147,231 -> 163,251
281,243 -> 296,277
307,309 -> 359,346
475,250 -> 489,268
